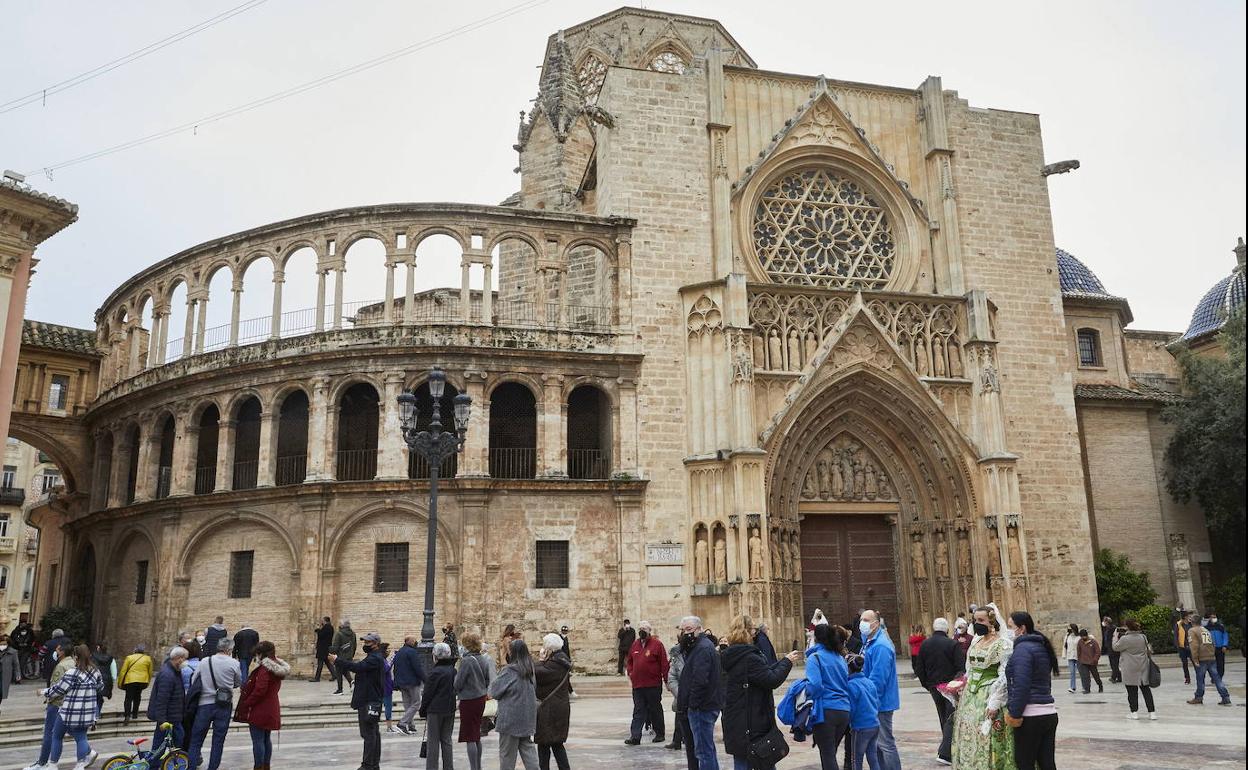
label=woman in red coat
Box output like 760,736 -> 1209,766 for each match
234,641 -> 290,770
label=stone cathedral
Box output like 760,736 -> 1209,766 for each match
12,8 -> 1224,670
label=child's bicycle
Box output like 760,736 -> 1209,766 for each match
101,723 -> 190,770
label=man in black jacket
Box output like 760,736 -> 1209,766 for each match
915,617 -> 963,765
311,617 -> 334,682
617,620 -> 636,675
676,615 -> 723,770
330,631 -> 386,770
233,625 -> 259,685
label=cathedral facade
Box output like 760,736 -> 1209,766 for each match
13,8 -> 1223,670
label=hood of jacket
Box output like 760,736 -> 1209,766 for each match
259,657 -> 291,679
1014,632 -> 1047,650
544,651 -> 572,672
720,642 -> 760,672
209,623 -> 227,632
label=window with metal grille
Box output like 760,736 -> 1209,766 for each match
1,465 -> 15,488
374,542 -> 409,593
41,471 -> 61,494
1076,328 -> 1101,367
228,550 -> 255,599
535,540 -> 570,589
48,375 -> 70,410
0,515 -> 8,537
135,560 -> 149,604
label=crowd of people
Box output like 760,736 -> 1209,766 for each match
2,602 -> 1239,770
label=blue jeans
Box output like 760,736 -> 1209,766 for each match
250,726 -> 273,766
1194,660 -> 1230,702
1067,659 -> 1078,690
189,703 -> 232,770
875,710 -> 901,770
49,714 -> 91,763
153,722 -> 185,752
36,704 -> 58,764
688,708 -> 720,770
853,726 -> 880,770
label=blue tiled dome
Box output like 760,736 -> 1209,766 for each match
1056,247 -> 1114,298
1180,263 -> 1245,343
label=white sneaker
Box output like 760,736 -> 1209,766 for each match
1149,712 -> 1158,720
83,749 -> 99,768
22,763 -> 46,770
1127,712 -> 1138,719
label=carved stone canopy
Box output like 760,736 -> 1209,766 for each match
799,433 -> 898,503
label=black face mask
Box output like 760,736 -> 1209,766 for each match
638,630 -> 649,640
679,632 -> 697,650
972,622 -> 990,637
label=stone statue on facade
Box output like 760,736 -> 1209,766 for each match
910,534 -> 927,580
747,527 -> 763,580
791,538 -> 801,582
1007,526 -> 1024,576
934,532 -> 950,579
714,536 -> 728,583
694,535 -> 710,584
988,529 -> 1004,577
957,530 -> 972,575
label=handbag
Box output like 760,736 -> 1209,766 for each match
419,721 -> 428,758
206,658 -> 232,708
745,654 -> 790,766
1145,642 -> 1162,688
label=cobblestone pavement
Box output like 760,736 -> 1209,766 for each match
0,657 -> 1242,769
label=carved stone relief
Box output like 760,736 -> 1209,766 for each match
747,527 -> 763,581
694,526 -> 710,585
800,435 -> 898,502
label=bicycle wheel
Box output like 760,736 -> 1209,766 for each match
160,749 -> 191,770
101,755 -> 135,770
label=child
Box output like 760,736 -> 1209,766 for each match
846,652 -> 880,770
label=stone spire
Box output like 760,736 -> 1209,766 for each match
516,30 -> 615,151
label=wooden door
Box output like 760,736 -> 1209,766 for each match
800,514 -> 900,646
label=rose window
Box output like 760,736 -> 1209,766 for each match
577,56 -> 607,104
648,50 -> 687,74
752,167 -> 896,289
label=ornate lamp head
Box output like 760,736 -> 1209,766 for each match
397,390 -> 417,432
428,368 -> 446,401
453,393 -> 472,434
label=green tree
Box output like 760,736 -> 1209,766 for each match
1094,548 -> 1158,619
39,606 -> 91,644
1164,307 -> 1246,560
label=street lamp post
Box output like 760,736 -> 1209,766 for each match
397,367 -> 471,664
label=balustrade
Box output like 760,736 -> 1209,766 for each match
232,460 -> 259,491
337,448 -> 378,481
275,455 -> 308,487
489,447 -> 537,480
155,466 -> 172,499
567,449 -> 610,480
407,453 -> 457,480
194,466 -> 216,495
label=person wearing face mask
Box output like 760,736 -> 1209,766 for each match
1204,612 -> 1229,678
1101,616 -> 1122,683
0,634 -> 21,714
1061,623 -> 1080,694
859,610 -> 902,770
676,615 -> 723,770
950,607 -> 1014,770
330,632 -> 386,770
624,621 -> 669,745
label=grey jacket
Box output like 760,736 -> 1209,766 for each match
454,652 -> 494,700
488,663 -> 537,737
666,644 -> 683,710
1112,631 -> 1152,687
191,654 -> 242,708
0,647 -> 20,700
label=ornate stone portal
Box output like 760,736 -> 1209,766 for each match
799,435 -> 898,502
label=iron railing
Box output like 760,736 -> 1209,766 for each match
407,453 -> 457,480
194,466 -> 216,495
155,466 -> 172,499
489,447 -> 536,480
568,449 -> 611,480
0,487 -> 24,506
232,460 -> 259,490
337,449 -> 377,481
276,455 -> 308,487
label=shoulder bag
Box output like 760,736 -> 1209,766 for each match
745,654 -> 790,767
538,670 -> 571,710
1144,641 -> 1161,689
206,658 -> 233,707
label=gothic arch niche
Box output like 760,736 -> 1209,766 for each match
765,366 -> 981,648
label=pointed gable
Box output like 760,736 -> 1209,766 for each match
732,77 -> 927,219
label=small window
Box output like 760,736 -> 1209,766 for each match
1,465 -> 15,488
40,471 -> 61,495
48,375 -> 70,410
1076,328 -> 1102,367
373,542 -> 409,593
134,560 -> 149,604
0,515 -> 9,537
535,540 -> 570,589
0,566 -> 8,591
228,550 -> 254,599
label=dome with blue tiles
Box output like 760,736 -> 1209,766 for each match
1056,247 -> 1115,298
1179,238 -> 1246,343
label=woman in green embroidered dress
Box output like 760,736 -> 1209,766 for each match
951,606 -> 1014,769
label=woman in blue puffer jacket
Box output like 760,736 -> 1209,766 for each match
805,622 -> 852,770
1004,611 -> 1060,770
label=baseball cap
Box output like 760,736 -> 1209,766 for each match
560,625 -> 569,633
361,632 -> 381,643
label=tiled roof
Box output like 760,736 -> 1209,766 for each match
1074,381 -> 1182,405
1179,267 -> 1245,342
0,177 -> 79,216
1056,247 -> 1120,299
21,320 -> 99,355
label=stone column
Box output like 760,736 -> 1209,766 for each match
460,259 -> 472,323
460,372 -> 488,476
127,322 -> 142,374
383,259 -> 396,324
404,256 -> 416,324
229,282 -> 242,347
182,299 -> 196,358
616,377 -> 638,474
306,376 -> 331,480
132,428 -> 155,503
332,266 -> 345,330
90,430 -> 111,511
173,416 -> 197,496
147,311 -> 163,366
156,307 -> 171,364
615,231 -> 633,332
215,419 -> 235,492
480,262 -> 493,324
540,374 -> 565,477
270,269 -> 285,339
193,294 -> 208,354
257,409 -> 278,487
377,370 -> 406,479
315,269 -> 328,332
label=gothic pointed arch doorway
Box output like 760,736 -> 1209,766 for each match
67,543 -> 97,639
765,364 -> 982,650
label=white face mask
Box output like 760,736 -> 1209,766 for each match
196,636 -> 206,644
0,645 -> 8,651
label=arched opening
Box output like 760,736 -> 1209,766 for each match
123,426 -> 140,504
492,237 -> 537,324
279,247 -> 319,337
202,265 -> 234,351
103,531 -> 157,655
406,380 -> 460,479
238,257 -> 275,345
154,414 -> 175,499
488,382 -> 536,479
136,295 -> 155,370
232,397 -> 262,490
276,390 -> 309,486
195,406 -> 220,494
409,233 -> 465,322
565,244 -> 613,328
94,431 -> 114,508
341,236 -> 388,326
67,543 -> 97,635
165,279 -> 189,362
567,385 -> 611,479
337,383 -> 379,481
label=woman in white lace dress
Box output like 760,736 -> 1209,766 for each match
951,606 -> 1014,770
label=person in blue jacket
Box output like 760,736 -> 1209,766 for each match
391,636 -> 426,735
846,653 -> 880,770
805,622 -> 852,769
1204,612 -> 1230,678
859,610 -> 901,770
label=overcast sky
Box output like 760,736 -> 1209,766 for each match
2,0 -> 1244,333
